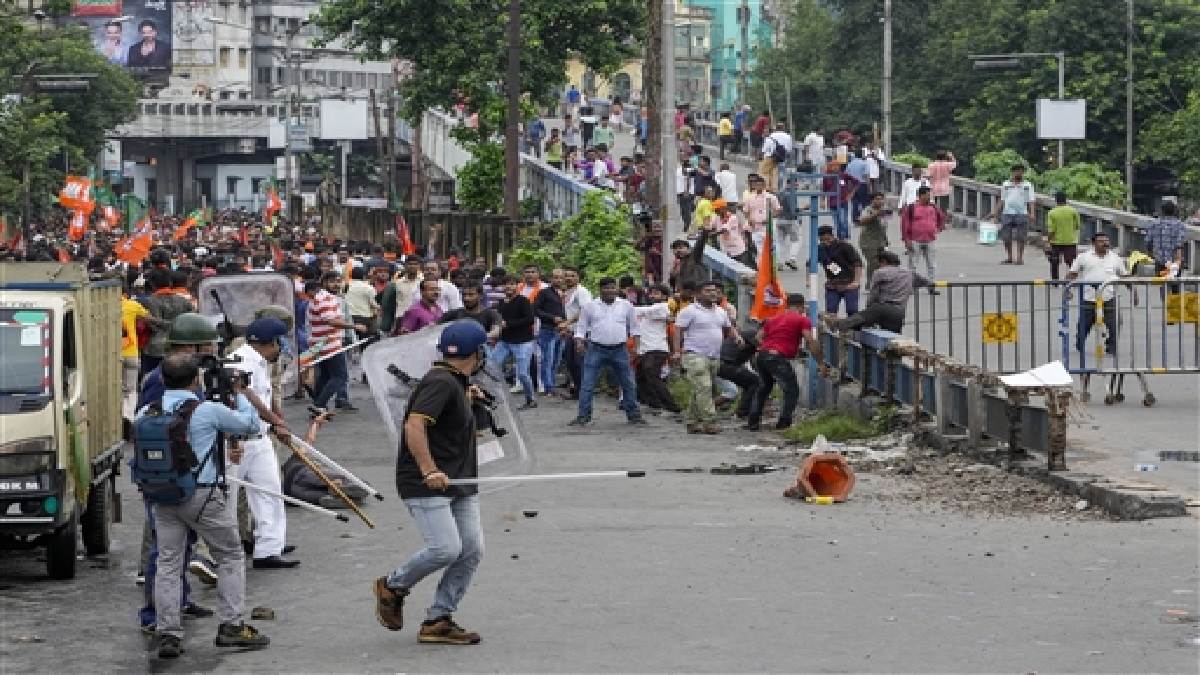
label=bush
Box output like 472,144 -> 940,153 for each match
781,411 -> 882,444
455,141 -> 504,213
505,191 -> 641,291
893,152 -> 930,168
973,149 -> 1036,185
1038,163 -> 1126,208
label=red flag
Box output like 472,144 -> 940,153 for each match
395,213 -> 415,256
750,217 -> 786,323
57,247 -> 71,262
67,209 -> 88,241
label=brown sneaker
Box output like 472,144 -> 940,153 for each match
418,616 -> 481,645
373,577 -> 407,631
702,424 -> 721,434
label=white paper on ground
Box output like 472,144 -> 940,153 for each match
478,439 -> 504,465
999,360 -> 1074,388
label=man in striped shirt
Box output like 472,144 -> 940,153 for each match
308,271 -> 356,414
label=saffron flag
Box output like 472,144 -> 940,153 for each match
67,209 -> 88,241
263,186 -> 282,224
395,213 -> 415,256
750,213 -> 786,322
59,176 -> 95,214
115,218 -> 154,265
173,208 -> 206,241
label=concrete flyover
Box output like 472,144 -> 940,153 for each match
414,108 -> 1198,507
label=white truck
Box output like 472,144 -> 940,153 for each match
0,263 -> 124,578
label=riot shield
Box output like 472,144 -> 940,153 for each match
197,272 -> 298,382
361,324 -> 533,483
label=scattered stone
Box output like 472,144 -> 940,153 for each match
522,510 -> 538,518
250,607 -> 275,620
11,635 -> 44,644
1074,500 -> 1089,511
510,554 -> 519,560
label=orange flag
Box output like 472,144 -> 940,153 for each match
67,209 -> 88,241
750,216 -> 786,323
59,176 -> 95,213
395,213 -> 415,256
115,219 -> 154,265
263,188 -> 281,224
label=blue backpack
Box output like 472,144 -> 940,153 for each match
132,399 -> 214,504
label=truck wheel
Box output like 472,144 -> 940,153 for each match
46,510 -> 78,580
82,478 -> 114,556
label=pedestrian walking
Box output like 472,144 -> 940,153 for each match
308,272 -> 354,415
373,320 -> 489,645
817,225 -> 863,315
776,177 -> 803,271
569,278 -> 645,426
672,280 -> 743,435
533,269 -> 566,397
900,186 -> 945,294
898,165 -> 929,209
714,162 -> 738,213
1143,201 -> 1187,271
802,125 -> 825,171
733,105 -> 750,155
718,112 -> 735,160
989,163 -> 1036,265
926,150 -> 956,212
1044,191 -> 1081,280
741,174 -> 781,262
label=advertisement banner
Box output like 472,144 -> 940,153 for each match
172,1 -> 216,67
73,0 -> 172,77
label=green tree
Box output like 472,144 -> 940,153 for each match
506,191 -> 639,290
0,9 -> 139,220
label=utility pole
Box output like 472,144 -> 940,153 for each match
659,0 -> 678,284
503,0 -> 521,219
1125,0 -> 1134,210
1056,51 -> 1065,168
882,0 -> 892,158
738,0 -> 749,107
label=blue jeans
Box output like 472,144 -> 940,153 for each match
536,328 -> 564,393
313,351 -> 348,409
1077,303 -> 1117,354
825,286 -> 860,315
831,204 -> 850,240
494,340 -> 535,402
139,498 -> 194,627
387,494 -> 483,622
577,342 -> 641,420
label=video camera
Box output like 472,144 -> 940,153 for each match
197,353 -> 250,405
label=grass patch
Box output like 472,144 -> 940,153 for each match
781,411 -> 881,445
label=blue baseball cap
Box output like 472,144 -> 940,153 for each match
245,317 -> 289,343
437,320 -> 487,357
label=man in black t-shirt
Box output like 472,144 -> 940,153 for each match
373,320 -> 489,645
439,283 -> 501,343
816,225 -> 864,316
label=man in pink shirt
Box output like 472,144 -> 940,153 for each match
900,186 -> 946,295
740,174 -> 781,264
926,150 -> 956,212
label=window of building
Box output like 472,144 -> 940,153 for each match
276,67 -> 285,84
257,66 -> 272,84
311,70 -> 326,85
255,17 -> 270,34
354,72 -> 365,88
226,176 -> 240,197
219,47 -> 232,68
251,177 -> 264,195
238,48 -> 248,69
328,71 -> 340,86
368,73 -> 378,89
219,91 -> 231,101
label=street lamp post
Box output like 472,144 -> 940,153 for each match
970,51 -> 1066,167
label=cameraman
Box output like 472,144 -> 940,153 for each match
145,353 -> 270,658
230,317 -> 300,569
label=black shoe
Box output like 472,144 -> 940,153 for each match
518,400 -> 538,411
336,403 -> 359,413
627,416 -> 647,425
156,633 -> 184,658
252,555 -> 300,569
567,416 -> 592,426
242,539 -> 254,556
214,622 -> 270,649
785,261 -> 799,271
282,544 -> 296,555
182,603 -> 214,619
743,419 -> 761,431
775,418 -> 793,430
928,288 -> 941,296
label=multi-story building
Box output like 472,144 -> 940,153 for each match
687,0 -> 778,112
69,0 -> 396,214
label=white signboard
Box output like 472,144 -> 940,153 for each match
1036,99 -> 1086,140
102,139 -> 122,173
319,99 -> 368,140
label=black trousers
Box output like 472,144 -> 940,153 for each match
717,362 -> 761,417
838,302 -> 906,333
563,338 -> 582,395
636,351 -> 679,412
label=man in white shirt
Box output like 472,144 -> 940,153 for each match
231,318 -> 299,569
634,284 -> 680,413
803,126 -> 825,169
423,260 -> 463,312
863,142 -> 883,192
1067,232 -> 1127,357
759,124 -> 794,191
569,277 -> 645,426
558,267 -> 592,398
714,162 -> 739,212
899,165 -> 930,208
672,280 -> 743,434
676,162 -> 693,231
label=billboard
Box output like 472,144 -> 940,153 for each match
171,1 -> 216,67
72,0 -> 172,76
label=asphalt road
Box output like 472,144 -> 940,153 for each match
2,380 -> 1197,673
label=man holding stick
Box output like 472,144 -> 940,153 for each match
373,320 -> 490,645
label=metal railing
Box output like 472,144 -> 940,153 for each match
906,280 -> 1071,374
1061,277 -> 1200,376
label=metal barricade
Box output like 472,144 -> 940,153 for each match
1059,277 -> 1200,405
908,280 -> 1071,374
